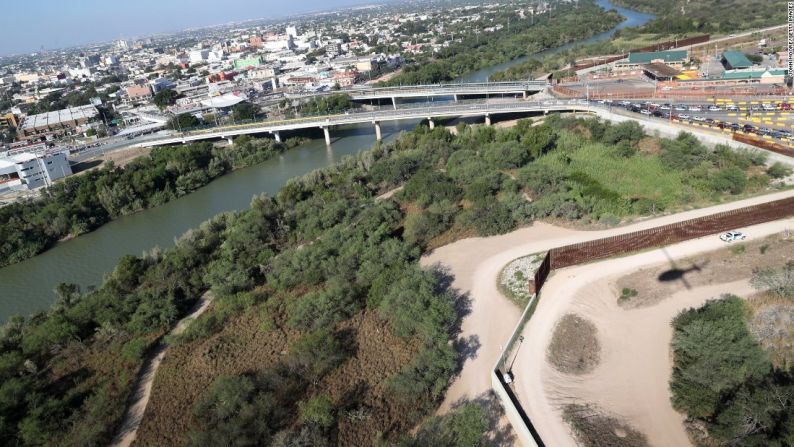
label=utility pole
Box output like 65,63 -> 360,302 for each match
507,336 -> 525,372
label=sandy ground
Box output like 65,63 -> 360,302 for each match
423,187 -> 794,445
517,217 -> 794,447
111,292 -> 213,447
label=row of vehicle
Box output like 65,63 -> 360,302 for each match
618,102 -> 793,140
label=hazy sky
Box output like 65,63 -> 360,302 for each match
2,0 -> 377,56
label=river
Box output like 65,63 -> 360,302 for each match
0,0 -> 654,322
457,0 -> 655,83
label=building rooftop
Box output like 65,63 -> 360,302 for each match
721,50 -> 753,69
627,50 -> 688,64
20,104 -> 98,131
643,63 -> 681,78
722,68 -> 787,80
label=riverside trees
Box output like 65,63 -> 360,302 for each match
0,137 -> 300,268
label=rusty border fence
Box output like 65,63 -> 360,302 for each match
549,195 -> 794,270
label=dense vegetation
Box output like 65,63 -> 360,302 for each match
671,295 -> 794,446
380,0 -> 622,85
0,114 -> 778,445
612,0 -> 785,36
0,136 -> 301,268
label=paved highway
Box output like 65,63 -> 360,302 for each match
284,80 -> 548,102
134,98 -> 593,147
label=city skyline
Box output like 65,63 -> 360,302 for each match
1,0 -> 381,56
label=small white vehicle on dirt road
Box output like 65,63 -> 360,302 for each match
719,231 -> 746,242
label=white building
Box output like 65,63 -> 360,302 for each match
189,49 -> 210,64
0,151 -> 72,191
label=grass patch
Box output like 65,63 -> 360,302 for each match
618,287 -> 639,304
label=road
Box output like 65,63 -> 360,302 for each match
133,98 -> 594,147
422,187 -> 794,445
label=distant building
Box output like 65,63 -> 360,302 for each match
0,151 -> 72,191
326,42 -> 342,58
116,39 -> 131,51
722,68 -> 787,83
333,70 -> 357,87
124,85 -> 153,104
250,36 -> 264,48
332,56 -> 374,72
18,105 -> 98,140
642,63 -> 681,81
233,56 -> 263,70
189,49 -> 210,64
149,78 -> 175,94
0,113 -> 17,132
286,26 -> 299,38
721,50 -> 753,70
616,50 -> 688,71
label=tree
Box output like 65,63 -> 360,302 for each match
403,403 -> 488,447
767,162 -> 792,179
153,89 -> 179,109
232,102 -> 256,122
190,376 -> 271,446
751,263 -> 794,299
299,395 -> 335,428
169,113 -> 199,131
711,166 -> 747,194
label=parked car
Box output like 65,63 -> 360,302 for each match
708,105 -> 722,111
719,231 -> 746,242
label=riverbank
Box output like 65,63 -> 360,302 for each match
0,137 -> 305,271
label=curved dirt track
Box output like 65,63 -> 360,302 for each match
422,187 -> 794,445
111,293 -> 213,447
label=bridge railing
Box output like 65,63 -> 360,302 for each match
173,99 -> 597,137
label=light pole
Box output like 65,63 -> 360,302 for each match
507,335 -> 525,373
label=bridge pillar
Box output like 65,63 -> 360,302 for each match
454,93 -> 458,102
374,121 -> 382,141
523,90 -> 528,100
428,118 -> 435,130
227,137 -> 234,145
391,96 -> 397,110
485,114 -> 492,126
272,131 -> 282,143
322,126 -> 331,145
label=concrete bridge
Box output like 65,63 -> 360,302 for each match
285,81 -> 549,107
136,98 -> 594,148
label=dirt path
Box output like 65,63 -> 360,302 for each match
517,217 -> 794,447
111,292 -> 213,447
423,187 -> 794,445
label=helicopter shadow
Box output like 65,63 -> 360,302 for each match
657,247 -> 709,290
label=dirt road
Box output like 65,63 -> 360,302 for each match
111,293 -> 213,447
517,217 -> 794,447
423,187 -> 794,445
